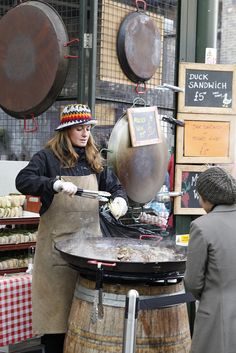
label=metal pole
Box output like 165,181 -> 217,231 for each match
88,0 -> 98,115
77,0 -> 87,103
178,0 -> 197,63
123,290 -> 139,353
196,0 -> 219,63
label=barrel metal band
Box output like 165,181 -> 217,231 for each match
74,281 -> 185,308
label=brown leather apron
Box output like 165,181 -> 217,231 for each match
32,174 -> 101,334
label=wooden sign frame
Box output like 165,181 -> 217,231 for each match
176,113 -> 235,164
178,62 -> 236,114
174,164 -> 207,215
127,106 -> 162,147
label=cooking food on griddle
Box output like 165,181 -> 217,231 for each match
58,236 -> 186,264
115,244 -> 185,262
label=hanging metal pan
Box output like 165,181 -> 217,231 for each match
117,11 -> 161,83
0,0 -> 69,118
107,113 -> 168,204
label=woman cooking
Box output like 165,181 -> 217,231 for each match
15,103 -> 128,353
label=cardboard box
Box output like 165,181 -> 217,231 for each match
24,196 -> 41,213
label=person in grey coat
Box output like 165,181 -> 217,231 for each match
184,166 -> 236,353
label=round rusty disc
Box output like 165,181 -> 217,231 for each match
0,1 -> 69,118
117,11 -> 161,83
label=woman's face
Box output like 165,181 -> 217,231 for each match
68,124 -> 91,147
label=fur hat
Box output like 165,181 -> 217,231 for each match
196,167 -> 236,205
55,104 -> 97,130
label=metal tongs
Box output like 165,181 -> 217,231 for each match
75,188 -> 111,202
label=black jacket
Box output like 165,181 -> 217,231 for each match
15,147 -> 127,215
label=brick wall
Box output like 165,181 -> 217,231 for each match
219,0 -> 236,64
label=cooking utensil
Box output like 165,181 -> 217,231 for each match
0,0 -> 69,118
54,236 -> 186,282
107,114 -> 168,204
117,10 -> 161,83
76,188 -> 111,202
91,262 -> 104,323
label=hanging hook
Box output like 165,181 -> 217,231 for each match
135,82 -> 147,94
64,38 -> 79,59
64,38 -> 80,47
135,0 -> 147,11
132,97 -> 147,107
23,114 -> 38,133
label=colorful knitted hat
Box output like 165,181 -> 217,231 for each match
196,166 -> 236,205
55,104 -> 97,130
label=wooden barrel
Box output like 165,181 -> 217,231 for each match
63,277 -> 191,353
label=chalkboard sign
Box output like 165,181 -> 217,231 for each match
127,106 -> 162,147
176,113 -> 235,164
181,171 -> 201,208
174,164 -> 235,214
178,63 -> 236,114
174,165 -> 207,215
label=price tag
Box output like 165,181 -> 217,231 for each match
127,106 -> 162,147
176,234 -> 189,246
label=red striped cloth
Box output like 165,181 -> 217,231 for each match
0,274 -> 34,347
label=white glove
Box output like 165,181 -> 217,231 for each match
109,197 -> 128,219
53,180 -> 78,196
26,262 -> 34,274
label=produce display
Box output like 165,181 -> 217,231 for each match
0,194 -> 26,218
0,229 -> 37,244
0,194 -> 38,273
0,229 -> 37,271
0,256 -> 30,270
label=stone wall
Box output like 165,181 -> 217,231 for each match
219,0 -> 236,64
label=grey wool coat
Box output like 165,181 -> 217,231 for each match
184,204 -> 236,353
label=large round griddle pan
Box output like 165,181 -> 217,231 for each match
54,236 -> 186,278
107,114 -> 168,204
117,11 -> 161,83
0,0 -> 69,118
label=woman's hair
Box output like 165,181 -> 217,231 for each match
45,129 -> 104,173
